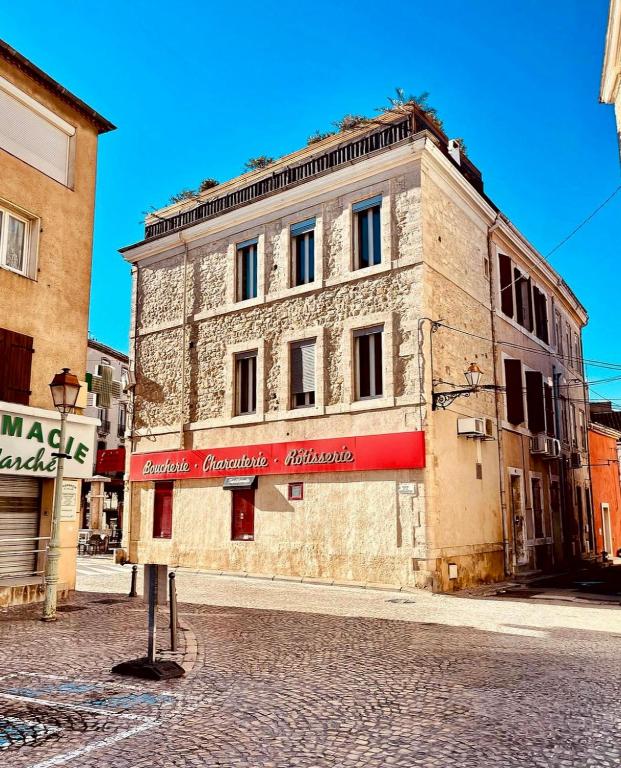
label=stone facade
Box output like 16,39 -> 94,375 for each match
122,112 -> 588,591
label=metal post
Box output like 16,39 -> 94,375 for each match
129,565 -> 138,597
147,564 -> 157,663
169,571 -> 178,652
42,412 -> 67,621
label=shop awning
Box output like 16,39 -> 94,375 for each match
223,476 -> 256,490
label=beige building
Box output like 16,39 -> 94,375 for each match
122,106 -> 589,591
0,40 -> 114,606
602,0 -> 621,161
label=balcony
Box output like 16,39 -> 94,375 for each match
143,108 -> 486,243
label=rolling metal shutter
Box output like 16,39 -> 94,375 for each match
0,80 -> 72,185
0,476 -> 41,580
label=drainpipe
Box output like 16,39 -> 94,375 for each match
487,215 -> 511,576
179,235 -> 190,450
580,349 -> 596,555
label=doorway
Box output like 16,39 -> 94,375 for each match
509,472 -> 527,566
601,503 -> 613,556
231,489 -> 255,541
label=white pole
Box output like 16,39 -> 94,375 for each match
42,411 -> 67,621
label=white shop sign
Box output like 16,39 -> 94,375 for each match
0,402 -> 98,480
60,479 -> 79,520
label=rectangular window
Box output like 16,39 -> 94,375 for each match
498,253 -> 514,318
235,351 -> 257,415
504,358 -> 524,425
570,402 -> 578,448
525,371 -> 545,433
544,383 -> 555,437
532,286 -> 549,344
560,396 -> 569,443
0,206 -> 29,276
531,477 -> 544,539
514,268 -> 533,331
353,196 -> 382,269
290,339 -> 316,409
153,481 -> 173,539
578,409 -> 586,450
354,325 -> 383,399
0,75 -> 74,186
291,219 -> 315,286
0,327 -> 33,405
231,488 -> 255,541
236,239 -> 258,301
555,312 -> 563,355
117,404 -> 127,438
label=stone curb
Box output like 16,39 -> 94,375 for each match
182,568 -> 412,595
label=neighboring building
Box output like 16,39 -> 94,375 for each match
601,0 -> 621,162
0,40 -> 114,605
81,338 -> 129,539
121,106 -> 589,591
589,403 -> 621,557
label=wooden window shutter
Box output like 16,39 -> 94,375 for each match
504,359 -> 524,425
544,383 -> 555,437
525,371 -> 545,433
0,328 -> 33,405
498,254 -> 513,317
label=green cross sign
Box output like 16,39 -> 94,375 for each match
86,364 -> 122,408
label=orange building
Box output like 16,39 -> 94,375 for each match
588,421 -> 621,558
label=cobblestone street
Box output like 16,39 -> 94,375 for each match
0,560 -> 620,767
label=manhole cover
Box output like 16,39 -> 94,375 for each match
92,599 -> 126,605
385,598 -> 416,604
56,605 -> 87,613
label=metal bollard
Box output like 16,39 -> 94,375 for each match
128,565 -> 138,598
169,571 -> 178,652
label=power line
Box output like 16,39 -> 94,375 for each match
546,185 -> 621,258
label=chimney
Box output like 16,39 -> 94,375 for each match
448,139 -> 461,165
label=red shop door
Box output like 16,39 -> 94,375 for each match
231,489 -> 255,541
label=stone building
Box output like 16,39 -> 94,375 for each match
589,404 -> 621,557
0,40 -> 114,605
601,0 -> 621,161
121,106 -> 589,591
82,338 -> 130,539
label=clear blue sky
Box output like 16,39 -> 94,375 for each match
3,1 -> 620,400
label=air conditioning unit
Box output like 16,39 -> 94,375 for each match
484,418 -> 494,439
570,451 -> 582,469
545,438 -> 561,459
530,434 -> 549,455
457,418 -> 486,438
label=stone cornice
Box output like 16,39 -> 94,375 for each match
601,0 -> 621,103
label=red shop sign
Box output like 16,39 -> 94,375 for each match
130,431 -> 425,482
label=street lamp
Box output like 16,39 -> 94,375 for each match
42,368 -> 81,621
432,362 -> 499,410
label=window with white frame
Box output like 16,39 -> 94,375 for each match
354,325 -> 383,399
0,205 -> 29,276
353,196 -> 382,269
236,238 -> 258,301
235,350 -> 257,415
290,219 -> 315,286
290,339 -> 315,408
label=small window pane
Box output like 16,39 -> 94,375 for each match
237,243 -> 257,300
355,205 -> 381,270
6,216 -> 25,272
355,328 -> 383,400
294,230 -> 315,286
236,353 -> 257,415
